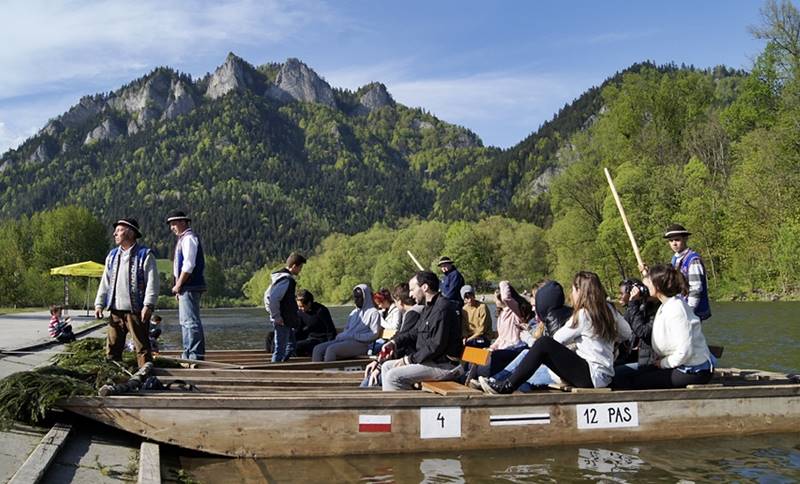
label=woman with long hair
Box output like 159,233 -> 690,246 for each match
480,271 -> 631,394
612,264 -> 713,389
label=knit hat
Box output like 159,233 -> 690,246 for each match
437,256 -> 454,266
663,223 -> 691,239
166,210 -> 191,224
460,285 -> 475,300
113,218 -> 142,238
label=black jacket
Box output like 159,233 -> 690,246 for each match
297,302 -> 336,340
393,309 -> 422,358
535,280 -> 572,336
394,293 -> 463,364
624,298 -> 660,365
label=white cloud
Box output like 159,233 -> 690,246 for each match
326,63 -> 588,147
0,0 -> 335,100
0,121 -> 30,154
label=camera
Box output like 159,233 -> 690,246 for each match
621,279 -> 650,299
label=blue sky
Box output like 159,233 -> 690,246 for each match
0,0 -> 767,154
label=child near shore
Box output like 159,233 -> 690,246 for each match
124,314 -> 162,354
149,314 -> 163,355
48,305 -> 76,343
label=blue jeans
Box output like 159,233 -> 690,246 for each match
179,291 -> 205,360
272,324 -> 296,362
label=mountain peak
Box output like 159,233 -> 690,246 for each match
205,52 -> 259,99
356,82 -> 394,114
266,58 -> 336,108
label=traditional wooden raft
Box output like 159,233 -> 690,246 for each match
157,349 -> 371,370
59,364 -> 800,458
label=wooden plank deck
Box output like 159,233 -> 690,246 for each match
8,423 -> 71,484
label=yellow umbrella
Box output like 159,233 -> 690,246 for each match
50,261 -> 105,277
50,261 -> 105,315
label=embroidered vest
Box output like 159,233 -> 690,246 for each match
672,249 -> 711,320
104,244 -> 152,312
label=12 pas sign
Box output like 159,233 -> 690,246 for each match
576,402 -> 639,429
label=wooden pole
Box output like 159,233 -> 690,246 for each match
406,250 -> 425,271
604,168 -> 644,268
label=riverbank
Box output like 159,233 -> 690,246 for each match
0,322 -> 147,483
0,310 -> 105,353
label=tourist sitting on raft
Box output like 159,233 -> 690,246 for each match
312,284 -> 381,362
480,271 -> 632,394
614,278 -> 660,375
379,271 -> 464,391
475,280 -> 573,391
611,264 -> 714,390
368,287 -> 402,354
461,285 -> 492,348
375,287 -> 402,336
473,281 -> 533,378
361,283 -> 423,387
294,289 -> 337,357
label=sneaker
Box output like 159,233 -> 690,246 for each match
478,376 -> 498,394
479,376 -> 514,394
467,378 -> 482,390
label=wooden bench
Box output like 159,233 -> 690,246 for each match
421,346 -> 491,395
421,380 -> 482,395
547,383 -> 612,393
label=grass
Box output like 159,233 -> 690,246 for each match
0,307 -> 47,316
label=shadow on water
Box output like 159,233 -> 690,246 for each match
166,433 -> 800,483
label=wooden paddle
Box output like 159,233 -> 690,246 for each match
406,250 -> 425,271
604,167 -> 644,269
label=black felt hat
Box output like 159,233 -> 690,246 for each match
663,223 -> 691,239
166,210 -> 191,224
437,256 -> 454,266
113,218 -> 142,238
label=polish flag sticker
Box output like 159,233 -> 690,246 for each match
359,415 -> 392,432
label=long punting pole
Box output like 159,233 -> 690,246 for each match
406,250 -> 425,271
604,167 -> 644,268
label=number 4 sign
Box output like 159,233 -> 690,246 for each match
420,407 -> 461,439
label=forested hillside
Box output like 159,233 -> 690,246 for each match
3,0 -> 799,306
282,1 -> 800,303
0,55 -> 498,294
0,52 -> 695,302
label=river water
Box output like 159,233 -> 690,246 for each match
156,302 -> 800,483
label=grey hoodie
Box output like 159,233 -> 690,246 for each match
336,283 -> 382,343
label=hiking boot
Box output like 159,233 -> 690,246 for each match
479,376 -> 514,394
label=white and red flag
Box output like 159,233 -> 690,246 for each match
358,415 -> 392,432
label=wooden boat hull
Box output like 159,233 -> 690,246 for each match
61,383 -> 800,458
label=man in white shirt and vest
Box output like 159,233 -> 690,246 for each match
95,218 -> 159,367
167,210 -> 207,360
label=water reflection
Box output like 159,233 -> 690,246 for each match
577,447 -> 646,474
170,434 -> 800,483
419,459 -> 464,483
